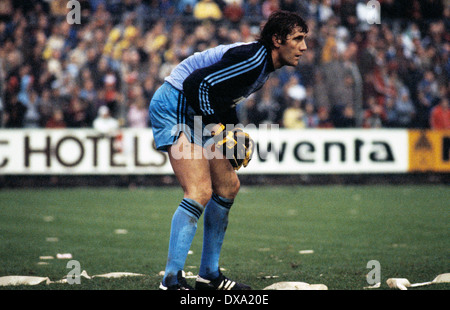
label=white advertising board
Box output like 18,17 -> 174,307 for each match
0,129 -> 409,175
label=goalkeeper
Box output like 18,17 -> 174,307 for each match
149,10 -> 309,290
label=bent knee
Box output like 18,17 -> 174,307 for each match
184,187 -> 213,207
213,176 -> 240,200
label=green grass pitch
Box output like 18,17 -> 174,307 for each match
0,185 -> 448,290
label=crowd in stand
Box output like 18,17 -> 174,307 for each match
0,0 -> 448,131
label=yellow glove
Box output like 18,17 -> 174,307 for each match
213,125 -> 254,170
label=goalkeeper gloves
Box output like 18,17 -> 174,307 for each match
212,125 -> 254,171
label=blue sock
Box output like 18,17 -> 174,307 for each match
199,193 -> 233,280
163,198 -> 204,286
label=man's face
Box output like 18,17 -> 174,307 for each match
274,27 -> 308,68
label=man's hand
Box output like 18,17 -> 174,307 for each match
212,125 -> 254,171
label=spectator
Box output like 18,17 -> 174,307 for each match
177,0 -> 198,15
23,90 -> 41,128
193,0 -> 223,20
416,70 -> 440,128
297,49 -> 316,88
127,85 -> 149,128
0,0 -> 13,22
223,1 -> 244,24
243,0 -> 262,18
37,89 -> 54,127
238,22 -> 257,43
430,97 -> 450,129
334,104 -> 356,128
93,105 -> 120,135
395,91 -> 416,128
158,50 -> 179,82
4,94 -> 27,128
340,74 -> 356,108
262,0 -> 280,19
91,57 -> 111,90
49,0 -> 67,18
45,108 -> 67,129
142,76 -> 158,102
339,0 -> 358,33
317,106 -> 334,128
283,99 -> 305,129
342,41 -> 363,124
242,94 -> 257,125
363,96 -> 385,128
66,97 -> 91,128
79,78 -> 97,105
384,97 -> 399,128
313,70 -> 331,110
284,75 -> 306,103
103,71 -> 120,117
383,97 -> 399,128
321,44 -> 354,111
249,83 -> 281,125
371,65 -> 394,107
127,100 -> 148,128
303,101 -> 319,128
159,0 -> 177,17
317,0 -> 335,24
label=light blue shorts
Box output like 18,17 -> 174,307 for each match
149,82 -> 212,152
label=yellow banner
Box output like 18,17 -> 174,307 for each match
409,130 -> 450,172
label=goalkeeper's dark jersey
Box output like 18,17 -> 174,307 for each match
165,41 -> 275,125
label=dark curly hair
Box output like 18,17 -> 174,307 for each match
258,11 -> 309,50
